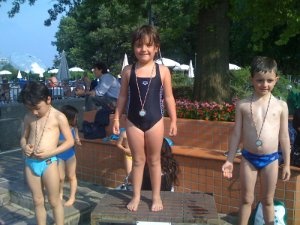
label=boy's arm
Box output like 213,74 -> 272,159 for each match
226,102 -> 243,163
74,127 -> 82,145
279,101 -> 291,181
162,66 -> 177,136
20,115 -> 34,156
116,132 -> 131,155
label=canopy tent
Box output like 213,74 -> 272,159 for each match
57,51 -> 70,81
0,70 -> 12,75
69,67 -> 84,72
155,57 -> 180,67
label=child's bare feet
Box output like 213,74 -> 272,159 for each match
151,198 -> 163,212
64,197 -> 75,207
127,197 -> 140,211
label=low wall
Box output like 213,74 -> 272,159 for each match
0,98 -> 85,151
77,112 -> 300,224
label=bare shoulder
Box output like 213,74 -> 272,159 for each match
236,97 -> 251,108
157,64 -> 171,80
273,97 -> 288,111
122,65 -> 133,80
51,107 -> 67,121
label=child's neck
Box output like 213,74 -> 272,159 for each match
253,92 -> 272,101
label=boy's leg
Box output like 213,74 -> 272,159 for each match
126,120 -> 146,211
57,159 -> 65,200
145,119 -> 164,211
260,160 -> 278,224
239,158 -> 258,225
25,166 -> 47,225
64,155 -> 77,206
43,162 -> 64,225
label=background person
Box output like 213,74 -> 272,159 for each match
76,62 -> 120,111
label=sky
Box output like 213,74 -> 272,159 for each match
0,1 -> 61,68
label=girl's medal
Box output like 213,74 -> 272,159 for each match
139,109 -> 146,117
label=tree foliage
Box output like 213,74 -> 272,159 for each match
2,0 -> 300,102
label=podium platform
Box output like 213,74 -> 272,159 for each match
91,190 -> 219,225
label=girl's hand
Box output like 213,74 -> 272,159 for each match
222,161 -> 233,178
24,144 -> 34,157
75,139 -> 82,146
169,122 -> 177,136
113,120 -> 120,135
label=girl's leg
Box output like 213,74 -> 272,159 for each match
43,162 -> 64,225
145,119 -> 164,211
238,158 -> 257,225
126,120 -> 146,211
57,159 -> 65,200
25,166 -> 47,225
64,155 -> 77,206
260,160 -> 278,225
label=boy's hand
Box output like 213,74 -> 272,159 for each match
34,151 -> 51,159
24,144 -> 34,157
282,165 -> 291,181
222,161 -> 233,178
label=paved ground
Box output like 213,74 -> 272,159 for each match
0,150 -> 237,224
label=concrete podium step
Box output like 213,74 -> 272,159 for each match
91,190 -> 220,225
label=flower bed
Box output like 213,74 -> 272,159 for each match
175,98 -> 236,122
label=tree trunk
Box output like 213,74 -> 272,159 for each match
194,0 -> 230,102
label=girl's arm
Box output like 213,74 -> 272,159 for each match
74,127 -> 82,146
113,66 -> 130,134
116,132 -> 131,155
161,65 -> 177,136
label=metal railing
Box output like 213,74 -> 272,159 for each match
0,82 -> 80,104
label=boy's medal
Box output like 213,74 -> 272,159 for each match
135,63 -> 155,117
255,139 -> 263,147
250,94 -> 272,148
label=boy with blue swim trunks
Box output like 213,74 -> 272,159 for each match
19,81 -> 74,225
57,105 -> 81,206
222,56 -> 291,225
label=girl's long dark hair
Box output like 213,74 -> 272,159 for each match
161,138 -> 179,187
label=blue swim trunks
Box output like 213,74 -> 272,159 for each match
242,149 -> 279,170
25,156 -> 58,177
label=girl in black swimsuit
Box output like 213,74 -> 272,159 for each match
113,25 -> 177,212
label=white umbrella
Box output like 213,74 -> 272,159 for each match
39,73 -> 44,78
229,63 -> 241,70
188,60 -> 194,78
69,67 -> 84,72
0,70 -> 12,75
121,53 -> 129,71
155,57 -> 180,67
174,64 -> 189,71
17,70 -> 22,79
48,68 -> 59,74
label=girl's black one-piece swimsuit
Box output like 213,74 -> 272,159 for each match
127,63 -> 164,132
